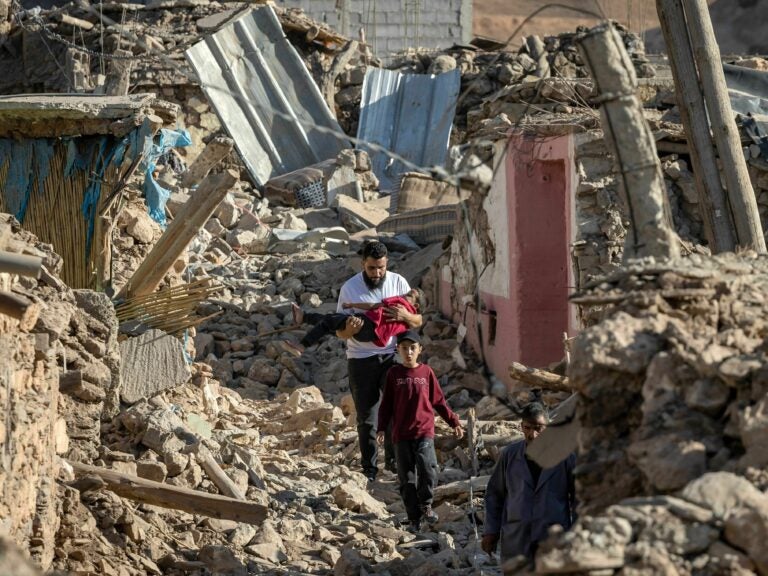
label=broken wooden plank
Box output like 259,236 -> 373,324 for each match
509,361 -> 571,392
66,460 -> 268,524
0,250 -> 43,278
55,13 -> 95,31
434,475 -> 490,500
467,407 -> 479,477
118,170 -> 238,299
183,435 -> 247,501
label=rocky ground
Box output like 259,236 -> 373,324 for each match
4,1 -> 768,575
1,196 -> 527,575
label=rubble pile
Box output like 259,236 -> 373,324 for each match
51,370 -> 522,575
1,206 -> 528,574
537,253 -> 768,573
4,2 -> 349,163
381,23 -> 650,137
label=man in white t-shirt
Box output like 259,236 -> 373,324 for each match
336,241 -> 423,482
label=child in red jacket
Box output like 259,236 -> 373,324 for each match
279,288 -> 422,356
377,330 -> 464,533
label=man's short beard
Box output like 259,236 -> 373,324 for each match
363,270 -> 385,289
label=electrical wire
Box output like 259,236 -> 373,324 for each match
10,1 -> 612,194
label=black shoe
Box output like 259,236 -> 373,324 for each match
406,521 -> 421,534
365,472 -> 377,484
422,505 -> 438,525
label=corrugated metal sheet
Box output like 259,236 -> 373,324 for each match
356,68 -> 460,194
185,6 -> 349,187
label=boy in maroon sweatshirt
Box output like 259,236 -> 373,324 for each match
377,330 -> 464,532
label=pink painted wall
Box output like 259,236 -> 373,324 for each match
441,133 -> 577,385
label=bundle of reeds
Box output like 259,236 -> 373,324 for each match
115,278 -> 223,336
0,136 -> 142,289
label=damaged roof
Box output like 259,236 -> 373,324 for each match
0,93 -> 173,138
356,67 -> 461,194
185,5 -> 349,187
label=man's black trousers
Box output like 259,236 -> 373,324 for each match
347,353 -> 395,479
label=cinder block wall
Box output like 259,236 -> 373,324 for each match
278,0 -> 472,58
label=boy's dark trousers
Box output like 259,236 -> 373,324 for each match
348,353 -> 396,479
395,438 -> 438,523
300,312 -> 377,347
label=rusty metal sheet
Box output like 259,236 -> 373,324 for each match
186,6 -> 349,187
356,67 -> 460,194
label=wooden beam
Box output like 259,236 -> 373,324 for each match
656,0 -> 736,253
467,407 -> 479,477
682,0 -> 765,252
320,40 -> 359,117
0,250 -> 43,278
0,291 -> 39,331
66,460 -> 268,524
576,23 -> 680,260
197,448 -> 246,500
434,475 -> 490,500
55,13 -> 95,31
118,170 -> 238,299
509,361 -> 571,392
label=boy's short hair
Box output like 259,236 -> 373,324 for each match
361,240 -> 388,260
521,401 -> 549,423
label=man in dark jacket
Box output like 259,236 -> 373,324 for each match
482,402 -> 576,571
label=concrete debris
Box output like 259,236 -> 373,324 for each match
537,254 -> 768,574
5,1 -> 768,575
119,329 -> 191,404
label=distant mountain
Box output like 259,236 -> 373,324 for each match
473,0 -> 766,56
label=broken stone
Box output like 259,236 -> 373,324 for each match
215,194 -> 241,228
119,329 -> 191,404
136,459 -> 167,482
126,210 -> 159,244
226,228 -> 271,254
332,482 -> 388,516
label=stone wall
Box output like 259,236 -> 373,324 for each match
530,253 -> 768,574
570,128 -> 768,297
0,220 -> 62,571
278,0 -> 472,57
0,215 -> 122,570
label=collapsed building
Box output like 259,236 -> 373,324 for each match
1,0 -> 768,574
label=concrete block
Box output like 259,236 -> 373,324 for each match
119,329 -> 191,404
386,38 -> 408,54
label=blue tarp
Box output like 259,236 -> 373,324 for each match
142,128 -> 192,226
0,119 -> 155,262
